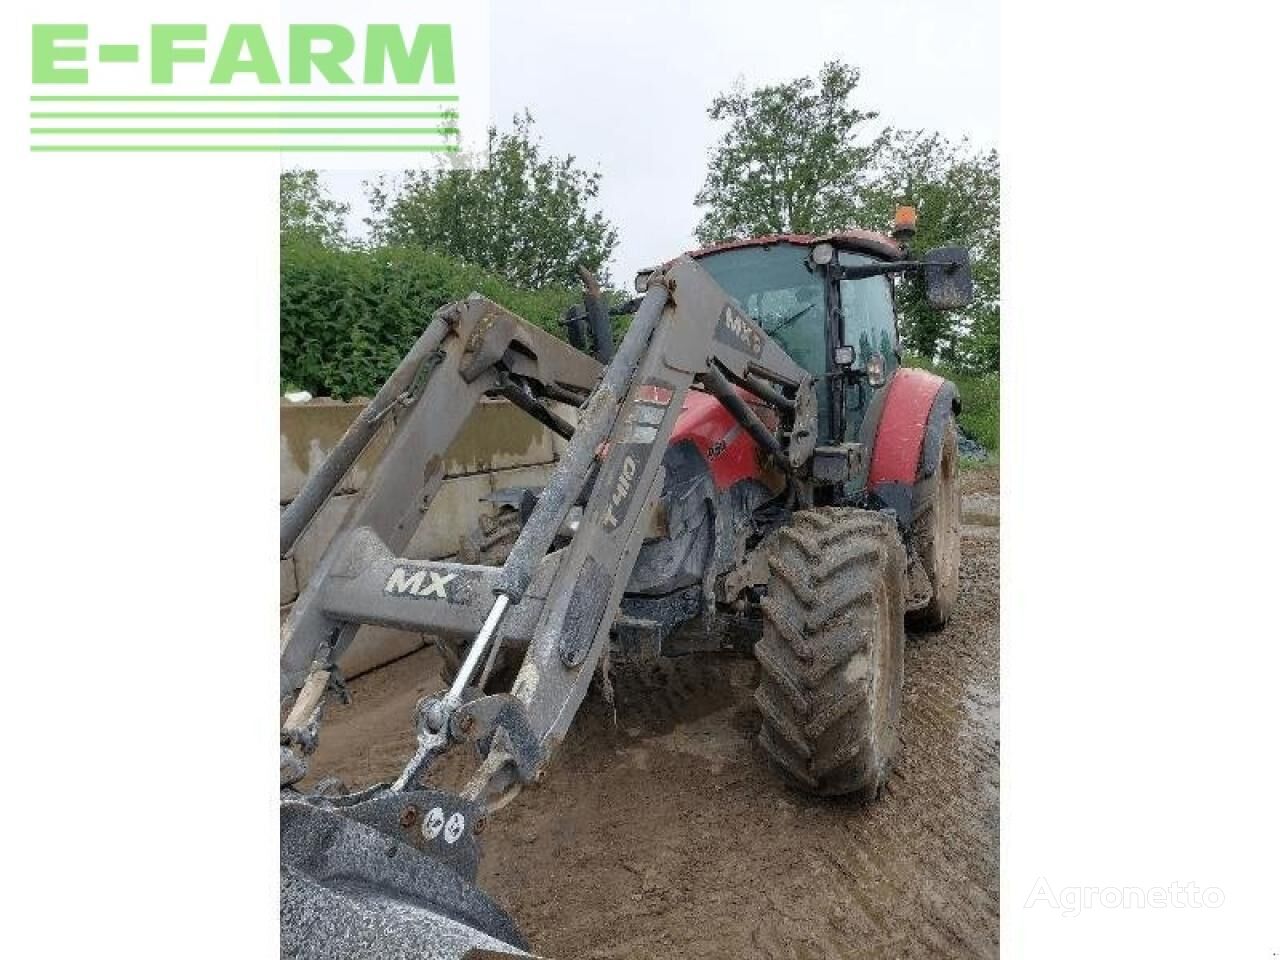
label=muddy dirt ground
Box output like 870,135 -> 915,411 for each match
305,467 -> 999,959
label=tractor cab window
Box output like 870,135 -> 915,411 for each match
838,251 -> 900,443
696,245 -> 827,377
698,243 -> 832,437
838,252 -> 899,377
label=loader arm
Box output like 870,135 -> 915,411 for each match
280,294 -> 601,721
280,258 -> 815,952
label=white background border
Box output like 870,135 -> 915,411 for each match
3,0 -> 1278,956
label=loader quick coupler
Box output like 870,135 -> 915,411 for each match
450,694 -> 544,783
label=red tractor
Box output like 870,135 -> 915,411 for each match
280,209 -> 972,956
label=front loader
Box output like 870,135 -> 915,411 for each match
280,212 -> 973,956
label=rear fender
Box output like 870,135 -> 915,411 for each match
867,367 -> 959,528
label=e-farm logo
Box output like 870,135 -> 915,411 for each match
27,14 -> 487,161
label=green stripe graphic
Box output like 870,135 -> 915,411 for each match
31,112 -> 457,119
32,128 -> 460,135
31,144 -> 463,152
29,93 -> 466,152
31,95 -> 460,102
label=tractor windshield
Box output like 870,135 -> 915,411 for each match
697,244 -> 826,376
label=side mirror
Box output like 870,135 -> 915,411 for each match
922,246 -> 974,310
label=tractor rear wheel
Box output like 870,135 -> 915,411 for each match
754,508 -> 906,799
907,415 -> 961,630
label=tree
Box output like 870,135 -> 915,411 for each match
861,131 -> 1000,369
693,61 -> 880,244
693,63 -> 1000,374
280,169 -> 350,248
366,113 -> 618,287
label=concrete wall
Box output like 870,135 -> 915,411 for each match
280,398 -> 567,678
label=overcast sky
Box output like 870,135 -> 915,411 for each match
320,0 -> 998,284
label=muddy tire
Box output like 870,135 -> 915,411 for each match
437,509 -> 522,686
754,508 -> 906,799
907,415 -> 961,630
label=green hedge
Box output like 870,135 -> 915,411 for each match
903,353 -> 1000,452
281,242 -> 580,398
281,244 -> 1001,453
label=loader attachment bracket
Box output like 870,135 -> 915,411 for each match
451,693 -> 544,783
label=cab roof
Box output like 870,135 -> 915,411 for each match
687,229 -> 904,263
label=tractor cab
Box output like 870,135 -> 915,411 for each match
683,229 -> 899,444
672,216 -> 972,446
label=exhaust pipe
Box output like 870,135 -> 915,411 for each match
577,265 -> 614,363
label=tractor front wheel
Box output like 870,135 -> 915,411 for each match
907,415 -> 961,630
754,508 -> 906,799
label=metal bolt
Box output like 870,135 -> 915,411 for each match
423,700 -> 446,732
399,805 -> 420,828
473,816 -> 487,835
